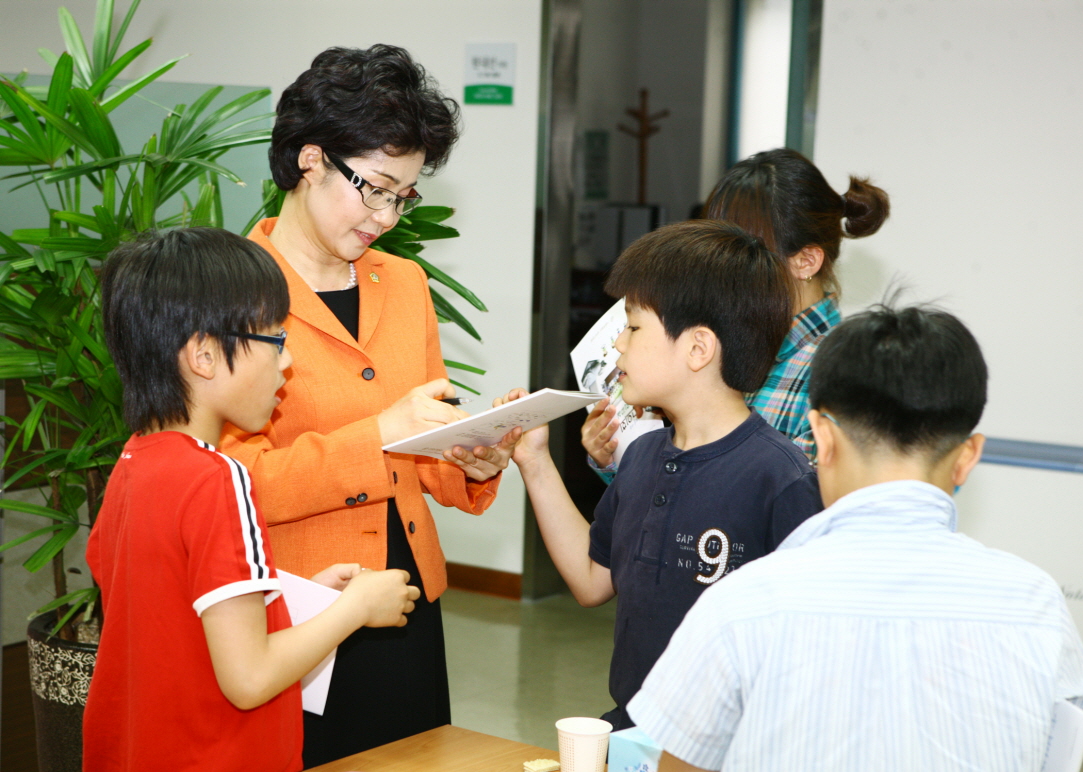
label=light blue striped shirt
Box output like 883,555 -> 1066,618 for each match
628,480 -> 1083,771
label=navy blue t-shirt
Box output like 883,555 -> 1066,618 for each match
588,412 -> 822,730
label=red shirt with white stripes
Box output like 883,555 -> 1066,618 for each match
84,432 -> 302,772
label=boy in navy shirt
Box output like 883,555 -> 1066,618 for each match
499,221 -> 822,729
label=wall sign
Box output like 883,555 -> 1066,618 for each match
464,43 -> 516,105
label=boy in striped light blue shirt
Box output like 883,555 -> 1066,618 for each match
629,304 -> 1083,772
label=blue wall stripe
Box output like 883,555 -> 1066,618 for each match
980,437 -> 1083,474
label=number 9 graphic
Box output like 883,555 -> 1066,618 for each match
695,528 -> 730,585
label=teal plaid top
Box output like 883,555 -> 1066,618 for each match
746,295 -> 840,461
590,296 -> 839,483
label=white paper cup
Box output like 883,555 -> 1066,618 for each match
556,716 -> 612,772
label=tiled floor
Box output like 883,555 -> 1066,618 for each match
0,588 -> 616,768
442,589 -> 617,751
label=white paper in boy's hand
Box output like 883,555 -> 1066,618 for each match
277,570 -> 340,716
570,298 -> 664,465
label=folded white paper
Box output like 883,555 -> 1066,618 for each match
277,570 -> 340,716
382,388 -> 602,459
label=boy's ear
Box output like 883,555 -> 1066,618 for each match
180,333 -> 220,381
950,433 -> 985,488
789,246 -> 826,282
808,410 -> 836,467
686,326 -> 719,373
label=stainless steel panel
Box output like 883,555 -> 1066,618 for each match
523,0 -> 581,601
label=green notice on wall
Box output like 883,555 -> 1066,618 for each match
464,43 -> 516,106
465,84 -> 513,105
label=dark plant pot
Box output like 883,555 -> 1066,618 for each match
26,613 -> 97,772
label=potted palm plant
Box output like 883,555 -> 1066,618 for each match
1,4 -> 487,769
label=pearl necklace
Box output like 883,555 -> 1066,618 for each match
313,261 -> 357,292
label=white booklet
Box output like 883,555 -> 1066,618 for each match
1041,699 -> 1083,772
382,388 -> 601,459
569,299 -> 665,466
277,570 -> 340,716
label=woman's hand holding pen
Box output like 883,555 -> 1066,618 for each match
377,379 -> 470,446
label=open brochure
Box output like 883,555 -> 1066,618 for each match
382,388 -> 601,459
570,299 -> 665,466
277,570 -> 340,716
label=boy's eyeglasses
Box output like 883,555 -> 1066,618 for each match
325,153 -> 423,216
226,329 -> 287,355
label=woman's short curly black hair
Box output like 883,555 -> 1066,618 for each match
270,44 -> 461,190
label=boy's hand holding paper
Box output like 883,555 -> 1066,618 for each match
443,420 -> 523,481
277,566 -> 419,715
338,568 -> 419,629
492,388 -> 552,468
581,396 -> 620,468
442,386 -> 532,481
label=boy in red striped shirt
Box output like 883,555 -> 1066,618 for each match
84,228 -> 419,771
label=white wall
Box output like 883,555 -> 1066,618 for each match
699,0 -> 732,202
636,0 -> 713,221
0,0 -> 543,575
815,1 -> 1083,627
736,0 -> 791,159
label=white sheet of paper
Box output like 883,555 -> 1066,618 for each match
382,388 -> 602,459
569,298 -> 664,465
1042,699 -> 1083,772
277,570 -> 340,716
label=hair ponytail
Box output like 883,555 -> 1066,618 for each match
706,149 -> 890,299
842,176 -> 890,239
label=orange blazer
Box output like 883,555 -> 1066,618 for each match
221,219 -> 500,600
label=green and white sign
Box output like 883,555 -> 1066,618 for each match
464,43 -> 516,105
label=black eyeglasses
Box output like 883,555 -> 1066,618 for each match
326,154 -> 423,216
226,329 -> 287,355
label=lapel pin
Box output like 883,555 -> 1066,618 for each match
369,272 -> 380,283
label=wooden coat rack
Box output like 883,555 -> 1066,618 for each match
618,88 -> 670,205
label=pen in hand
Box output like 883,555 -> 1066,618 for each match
440,397 -> 472,406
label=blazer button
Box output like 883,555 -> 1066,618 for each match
664,461 -> 678,473
408,521 -> 416,534
362,368 -> 375,380
653,493 -> 667,506
345,497 -> 356,506
357,493 -> 368,503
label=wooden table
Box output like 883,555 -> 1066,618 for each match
306,725 -> 559,772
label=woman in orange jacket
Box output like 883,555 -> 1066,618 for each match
222,45 -> 517,766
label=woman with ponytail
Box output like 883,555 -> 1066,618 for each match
582,148 -> 889,472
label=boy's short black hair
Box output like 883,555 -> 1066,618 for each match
604,220 -> 792,393
270,44 -> 461,190
101,228 -> 290,434
808,304 -> 987,458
